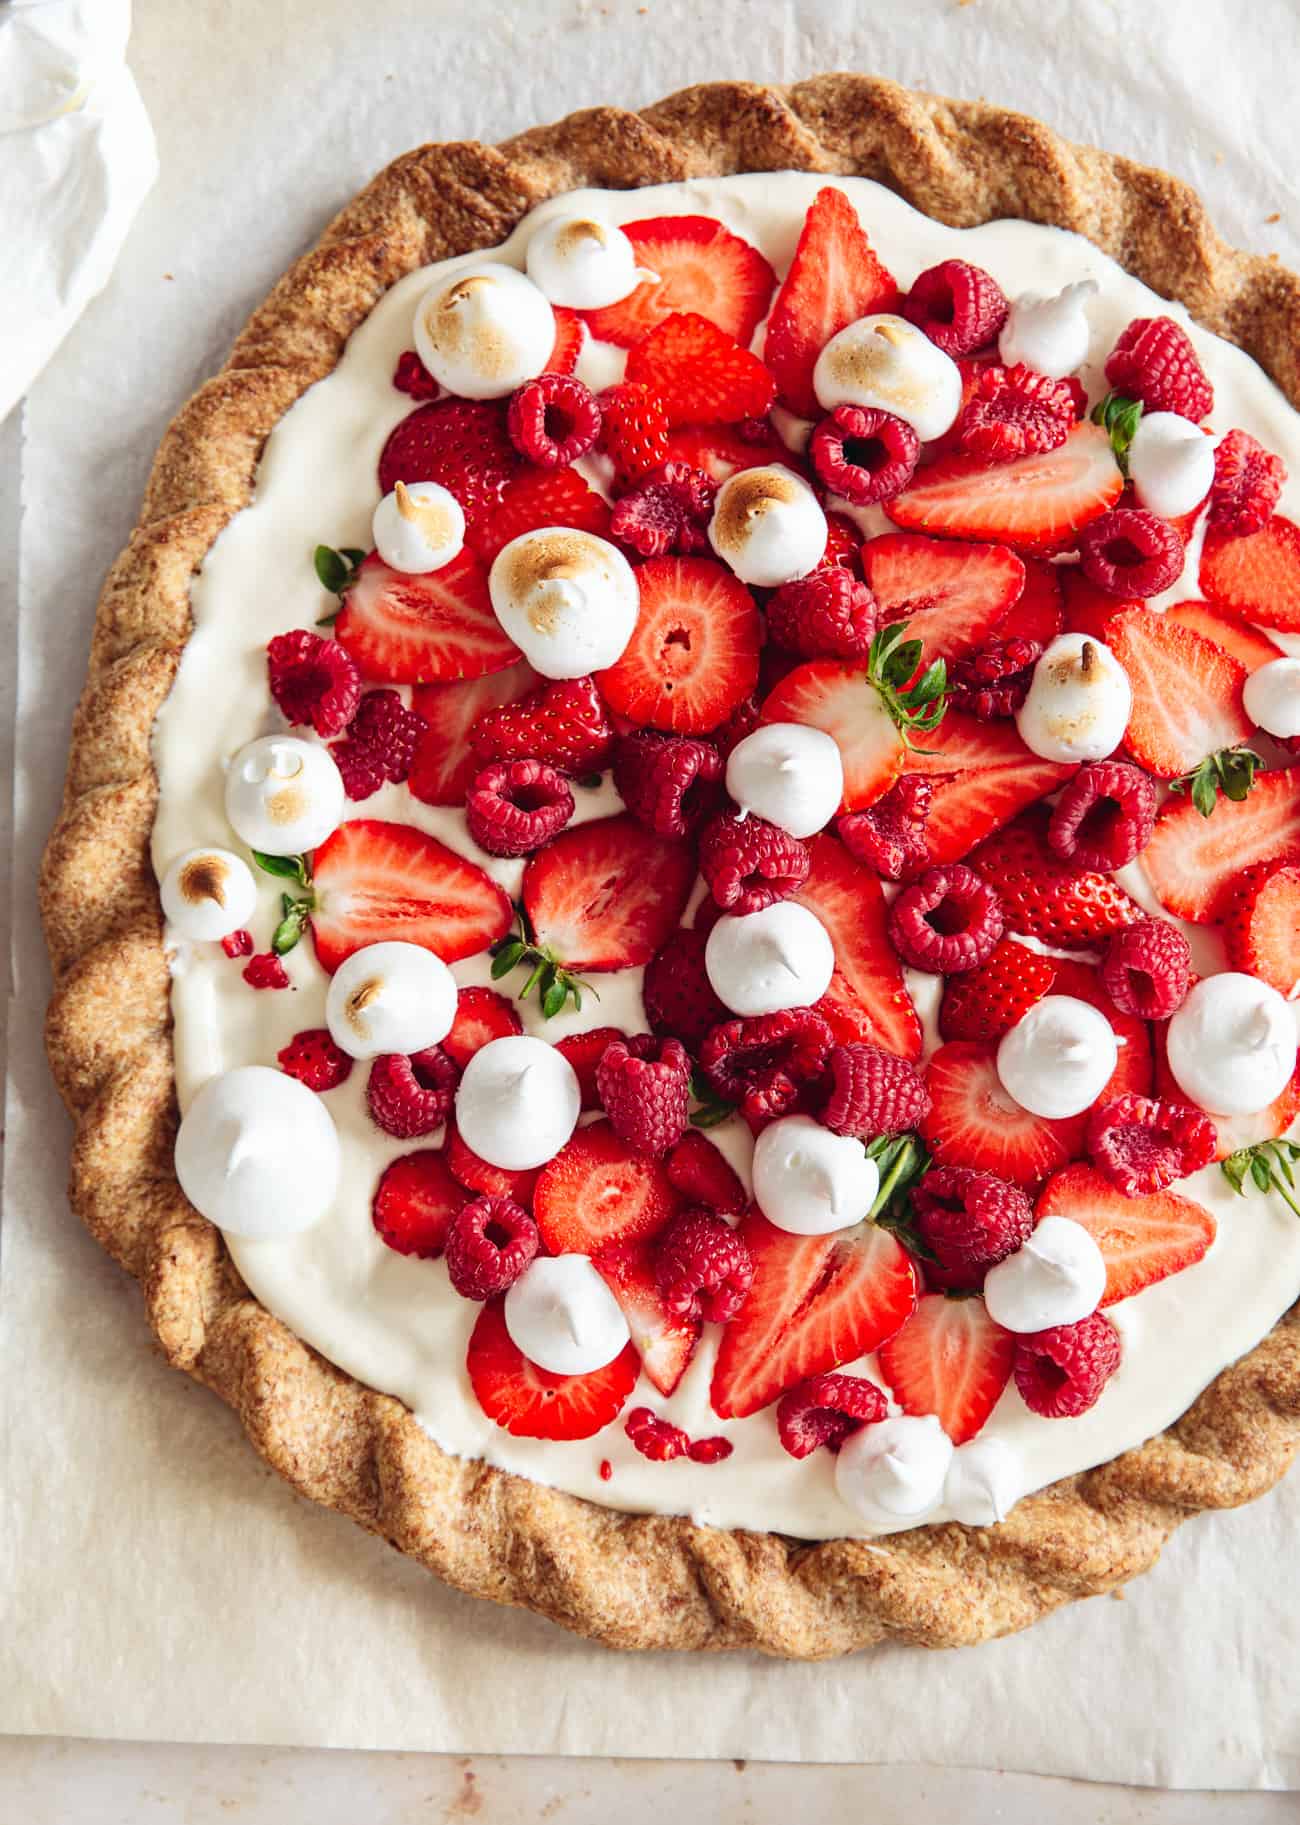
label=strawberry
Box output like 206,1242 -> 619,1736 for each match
792,833 -> 923,1061
334,550 -> 520,685
939,937 -> 1057,1042
467,1298 -> 639,1440
553,1027 -> 627,1110
533,1119 -> 678,1256
579,215 -> 776,349
310,818 -> 511,972
1035,1165 -> 1216,1306
1222,862 -> 1300,998
597,555 -> 760,734
408,660 -> 539,807
1014,555 -> 1065,645
547,307 -> 584,375
1107,607 -> 1252,779
664,1129 -> 747,1215
969,807 -> 1143,948
377,399 -> 518,536
884,422 -> 1124,551
594,1239 -> 700,1396
915,756 -> 1079,870
858,534 -> 1028,665
522,814 -> 696,971
762,186 -> 900,418
876,1293 -> 1015,1445
920,1041 -> 1077,1187
1200,515 -> 1300,634
468,466 -> 612,567
1165,600 -> 1286,671
625,313 -> 776,427
709,1212 -> 918,1420
470,673 -> 614,775
1140,765 -> 1300,923
371,1149 -> 467,1258
599,381 -> 671,485
442,986 -> 522,1069
1060,566 -> 1131,643
444,1121 -> 539,1208
663,421 -> 794,484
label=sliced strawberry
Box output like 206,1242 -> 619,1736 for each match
939,937 -> 1058,1043
1200,515 -> 1300,634
1035,1164 -> 1216,1306
914,757 -> 1078,870
408,660 -> 539,807
580,215 -> 776,349
760,661 -> 903,811
1223,862 -> 1300,999
792,833 -> 923,1060
1108,607 -> 1252,779
533,1119 -> 679,1256
662,420 -> 793,483
310,818 -> 512,972
710,1212 -> 918,1420
470,673 -> 614,775
444,1121 -> 539,1208
594,1239 -> 700,1397
625,313 -> 775,427
522,814 -> 696,972
884,422 -> 1123,551
554,1027 -> 626,1110
467,1298 -> 638,1440
377,398 -> 518,536
468,466 -> 612,567
1165,600 -> 1286,672
664,1129 -> 747,1215
876,1293 -> 1015,1445
920,1041 -> 1076,1187
371,1149 -> 466,1258
859,534 -> 1026,665
1060,567 -> 1131,642
1047,958 -> 1154,1106
970,806 -> 1143,948
335,550 -> 520,685
547,307 -> 584,374
905,707 -> 1056,777
442,986 -> 522,1069
762,186 -> 901,418
1013,555 -> 1066,646
1140,765 -> 1300,922
598,555 -> 760,734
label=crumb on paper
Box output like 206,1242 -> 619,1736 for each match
1214,150 -> 1225,165
1266,211 -> 1281,224
164,273 -> 174,281
1111,1586 -> 1126,1601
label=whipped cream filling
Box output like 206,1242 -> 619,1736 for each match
152,172 -> 1300,1539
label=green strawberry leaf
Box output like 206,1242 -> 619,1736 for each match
1221,1139 -> 1300,1219
1171,748 -> 1263,819
1090,391 -> 1143,475
251,850 -> 312,887
313,543 -> 366,600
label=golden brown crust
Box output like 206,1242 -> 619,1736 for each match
40,75 -> 1300,1657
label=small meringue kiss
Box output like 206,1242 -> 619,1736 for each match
175,1066 -> 341,1240
705,901 -> 835,1017
997,995 -> 1119,1120
324,941 -> 457,1061
1015,632 -> 1132,764
707,465 -> 827,588
724,723 -> 844,838
997,279 -> 1097,379
1165,973 -> 1298,1116
1127,411 -> 1216,519
525,213 -> 642,309
1243,656 -> 1300,740
224,735 -> 345,855
983,1215 -> 1107,1333
751,1114 -> 880,1235
812,314 -> 962,441
159,846 -> 258,942
489,527 -> 639,678
413,261 -> 555,400
504,1254 -> 630,1374
943,1436 -> 1023,1527
372,480 -> 465,574
455,1034 -> 581,1171
835,1414 -> 953,1530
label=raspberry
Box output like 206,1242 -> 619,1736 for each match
1101,918 -> 1193,1020
1209,428 -> 1286,535
366,1046 -> 459,1139
836,775 -> 933,880
653,1209 -> 754,1323
665,1129 -> 747,1214
1013,1312 -> 1122,1419
698,812 -> 810,914
612,731 -> 723,837
697,1007 -> 835,1128
221,928 -> 254,958
887,864 -> 1005,973
267,630 -> 361,738
1048,761 -> 1158,872
775,1371 -> 888,1459
553,1026 -> 628,1110
625,1407 -> 689,1462
277,1027 -> 353,1092
598,380 -> 671,485
642,928 -> 728,1054
1086,1094 -> 1217,1197
507,373 -> 601,469
809,405 -> 919,505
956,363 -> 1077,463
948,636 -> 1042,720
1076,508 -> 1185,599
595,1035 -> 691,1155
330,689 -> 427,799
767,567 -> 879,661
819,1043 -> 931,1140
610,461 -> 717,558
1104,316 -> 1213,421
686,1435 -> 734,1464
465,758 -> 574,858
392,349 -> 439,401
903,260 -> 1009,358
444,1195 -> 539,1300
243,952 -> 289,989
912,1166 -> 1033,1281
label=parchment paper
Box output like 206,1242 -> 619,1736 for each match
4,0 -> 1299,1786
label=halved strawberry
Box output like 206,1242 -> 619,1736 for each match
1047,958 -> 1154,1106
408,659 -> 539,807
1035,1165 -> 1216,1306
553,1027 -> 627,1110
580,215 -> 776,349
1014,555 -> 1066,645
1059,566 -> 1131,643
468,466 -> 612,567
914,756 -> 1079,870
442,986 -> 522,1069
335,550 -> 520,685
310,818 -> 511,972
1222,862 -> 1300,998
467,1298 -> 639,1440
1200,515 -> 1300,634
664,1129 -> 747,1215
547,307 -> 585,375
884,423 -> 1123,551
444,1121 -> 539,1208
1108,607 -> 1252,779
939,937 -> 1058,1043
522,814 -> 696,972
1152,1023 -> 1300,1162
920,1041 -> 1076,1187
377,398 -> 518,535
709,1212 -> 918,1420
371,1149 -> 466,1258
1165,600 -> 1286,672
760,661 -> 903,811
859,534 -> 1027,664
663,421 -> 795,484
905,707 -> 1056,777
470,673 -> 614,775
597,555 -> 760,734
625,312 -> 775,427
762,186 -> 901,419
594,1239 -> 700,1397
970,807 -> 1143,948
1140,765 -> 1300,923
876,1293 -> 1015,1445
793,833 -> 923,1060
533,1119 -> 679,1256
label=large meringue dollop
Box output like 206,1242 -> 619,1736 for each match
223,735 -> 345,855
725,723 -> 844,838
324,941 -> 458,1061
174,1066 -> 341,1240
504,1255 -> 630,1374
834,1413 -> 954,1530
1015,632 -> 1133,764
159,846 -> 258,943
812,314 -> 962,441
413,261 -> 555,400
1165,973 -> 1298,1116
525,213 -> 642,309
707,465 -> 828,588
997,280 -> 1097,379
996,995 -> 1120,1119
454,1034 -> 581,1170
1127,411 -> 1216,519
751,1114 -> 880,1235
982,1215 -> 1107,1333
705,902 -> 835,1017
489,527 -> 639,678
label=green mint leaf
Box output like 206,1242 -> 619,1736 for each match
251,849 -> 311,885
490,945 -> 522,980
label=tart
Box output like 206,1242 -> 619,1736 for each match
41,76 -> 1300,1657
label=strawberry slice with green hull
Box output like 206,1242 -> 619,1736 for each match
859,534 -> 1027,664
1140,765 -> 1300,923
876,1294 -> 1015,1445
710,1211 -> 919,1420
1107,607 -> 1252,779
595,1239 -> 700,1397
1165,600 -> 1286,672
1035,1165 -> 1216,1306
920,1041 -> 1077,1188
408,659 -> 539,807
625,312 -> 776,427
522,814 -> 696,972
598,555 -> 760,735
1153,1024 -> 1300,1162
467,466 -> 612,567
534,1119 -> 679,1257
1200,515 -> 1300,633
970,806 -> 1143,948
335,550 -> 521,685
579,215 -> 776,349
793,833 -> 923,1061
467,1298 -> 639,1441
310,819 -> 512,973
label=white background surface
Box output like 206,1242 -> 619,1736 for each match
4,0 -> 1300,1817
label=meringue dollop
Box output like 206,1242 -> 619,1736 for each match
996,995 -> 1120,1119
525,213 -> 642,309
812,314 -> 962,441
504,1254 -> 631,1374
997,280 -> 1097,379
174,1066 -> 341,1240
707,465 -> 827,588
982,1215 -> 1107,1333
159,846 -> 258,943
943,1436 -> 1024,1527
372,480 -> 465,574
413,261 -> 555,400
705,901 -> 836,1017
455,1034 -> 581,1170
1165,973 -> 1298,1116
1127,411 -> 1215,519
489,526 -> 639,678
324,941 -> 458,1061
1243,656 -> 1300,740
1015,632 -> 1133,764
751,1114 -> 880,1235
224,735 -> 345,855
725,722 -> 844,838
835,1413 -> 954,1530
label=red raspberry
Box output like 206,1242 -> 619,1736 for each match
1209,428 -> 1286,535
697,1007 -> 835,1128
888,864 -> 1005,973
378,399 -> 518,531
903,260 -> 1009,357
1048,761 -> 1158,872
612,731 -> 723,837
610,460 -> 718,558
775,1371 -> 888,1459
506,372 -> 601,468
654,1209 -> 754,1323
444,1195 -> 539,1300
836,775 -> 933,881
595,1034 -> 691,1155
809,405 -> 919,505
1076,508 -> 1185,598
665,1129 -> 747,1214
767,567 -> 879,661
221,928 -> 254,959
465,758 -> 574,858
686,1435 -> 734,1464
948,636 -> 1042,720
625,1406 -> 689,1462
642,928 -> 729,1054
598,380 -> 671,485
330,689 -> 427,799
699,812 -> 810,914
243,951 -> 289,989
366,1046 -> 460,1139
913,1166 -> 1033,1282
1013,1312 -> 1122,1418
553,1026 -> 628,1110
956,364 -> 1077,463
1101,918 -> 1192,1020
819,1043 -> 931,1139
392,349 -> 439,401
1086,1094 -> 1217,1197
267,630 -> 361,738
277,1027 -> 353,1092
1104,316 -> 1213,421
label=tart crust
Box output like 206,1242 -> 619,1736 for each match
40,75 -> 1300,1657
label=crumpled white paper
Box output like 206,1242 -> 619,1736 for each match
0,0 -> 156,422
